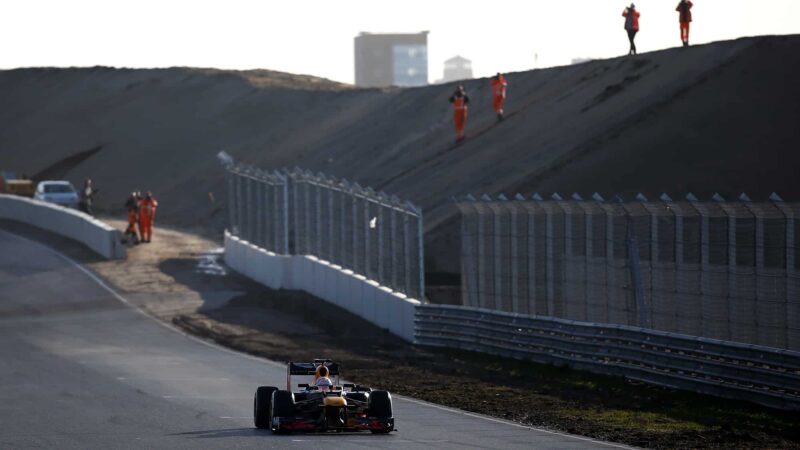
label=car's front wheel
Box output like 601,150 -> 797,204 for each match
271,390 -> 296,434
254,386 -> 277,429
368,390 -> 393,434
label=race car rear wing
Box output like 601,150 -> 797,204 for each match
288,361 -> 340,376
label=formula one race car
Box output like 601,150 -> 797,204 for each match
253,358 -> 394,434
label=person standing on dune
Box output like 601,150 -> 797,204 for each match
449,85 -> 470,142
490,73 -> 507,121
676,0 -> 694,47
622,3 -> 640,55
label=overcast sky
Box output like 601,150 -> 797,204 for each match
2,0 -> 799,84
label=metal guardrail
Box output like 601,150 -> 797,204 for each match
415,304 -> 800,411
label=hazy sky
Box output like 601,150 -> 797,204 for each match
2,0 -> 799,84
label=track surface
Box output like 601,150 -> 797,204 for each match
0,229 -> 625,449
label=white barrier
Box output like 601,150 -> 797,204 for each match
0,194 -> 126,260
224,231 -> 419,342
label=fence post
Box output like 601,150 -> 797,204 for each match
627,212 -> 647,328
226,167 -> 236,235
256,172 -> 265,248
244,169 -> 254,242
314,176 -> 323,258
670,196 -> 702,335
235,168 -> 245,238
458,196 -> 479,308
377,192 -> 387,286
743,198 -> 787,348
411,201 -> 425,301
718,195 -> 758,345
474,197 -> 492,309
623,195 -> 651,329
339,179 -> 350,268
509,195 -> 523,313
771,194 -> 798,350
281,172 -> 290,254
403,208 -> 412,297
390,198 -> 398,291
351,183 -> 362,274
327,177 -> 335,263
364,189 -> 374,280
688,194 -> 730,341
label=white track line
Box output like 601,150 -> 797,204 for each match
0,229 -> 284,370
1,228 -> 635,449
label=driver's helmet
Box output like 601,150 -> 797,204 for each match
315,365 -> 333,392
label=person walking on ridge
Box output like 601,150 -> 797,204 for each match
138,191 -> 158,243
622,3 -> 640,55
449,85 -> 470,142
490,73 -> 507,121
676,0 -> 693,47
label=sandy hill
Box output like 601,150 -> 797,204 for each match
1,35 -> 798,275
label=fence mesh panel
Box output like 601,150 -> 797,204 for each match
223,160 -> 424,300
457,194 -> 800,350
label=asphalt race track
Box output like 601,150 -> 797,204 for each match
0,228 -> 628,449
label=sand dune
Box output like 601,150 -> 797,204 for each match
1,35 -> 798,273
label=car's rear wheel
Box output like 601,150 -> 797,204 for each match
368,390 -> 393,434
254,386 -> 277,429
271,390 -> 296,434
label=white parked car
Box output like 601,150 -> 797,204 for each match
34,181 -> 80,208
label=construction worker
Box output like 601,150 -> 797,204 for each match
124,191 -> 140,245
622,3 -> 640,56
449,85 -> 470,142
138,191 -> 158,243
676,1 -> 693,47
490,73 -> 507,121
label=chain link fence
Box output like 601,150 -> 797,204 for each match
223,158 -> 289,254
219,152 -> 424,300
284,168 -> 424,300
456,193 -> 800,351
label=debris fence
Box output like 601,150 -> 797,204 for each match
221,154 -> 424,300
456,193 -> 800,351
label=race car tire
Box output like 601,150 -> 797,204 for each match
254,386 -> 277,429
368,390 -> 393,434
271,390 -> 296,434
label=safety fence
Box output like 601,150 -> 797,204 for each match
415,304 -> 800,411
284,168 -> 424,300
225,160 -> 289,254
220,153 -> 424,300
456,193 -> 800,351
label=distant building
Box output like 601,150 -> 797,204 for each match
354,32 -> 428,87
441,56 -> 473,83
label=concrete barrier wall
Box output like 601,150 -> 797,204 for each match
224,231 -> 419,342
0,194 -> 126,259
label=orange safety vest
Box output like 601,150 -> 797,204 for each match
491,77 -> 507,98
139,198 -> 158,219
452,95 -> 467,110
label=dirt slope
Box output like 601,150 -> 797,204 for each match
1,35 -> 798,273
